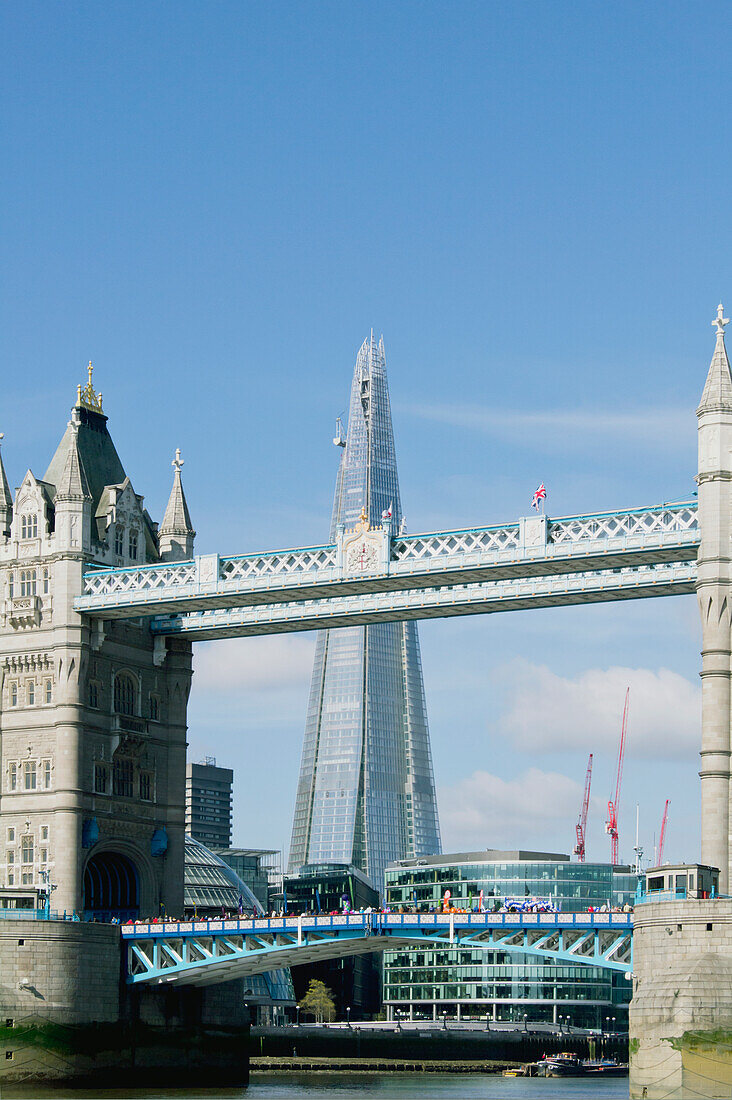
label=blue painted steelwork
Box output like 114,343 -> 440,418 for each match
122,912 -> 633,986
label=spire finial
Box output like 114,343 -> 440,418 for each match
172,447 -> 184,474
77,360 -> 103,412
713,303 -> 729,337
0,432 -> 4,450
359,505 -> 368,525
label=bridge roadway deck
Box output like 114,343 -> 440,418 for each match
121,912 -> 633,987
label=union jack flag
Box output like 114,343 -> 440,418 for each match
531,483 -> 547,510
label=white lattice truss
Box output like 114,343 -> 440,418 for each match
75,503 -> 699,639
123,913 -> 633,987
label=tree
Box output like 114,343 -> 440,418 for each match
298,979 -> 336,1024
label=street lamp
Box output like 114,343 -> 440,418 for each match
523,1013 -> 528,1032
346,1006 -> 351,1028
485,1012 -> 490,1031
611,1017 -> 616,1035
442,1011 -> 448,1031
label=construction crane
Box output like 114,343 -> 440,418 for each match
573,753 -> 593,862
658,799 -> 670,865
605,688 -> 629,865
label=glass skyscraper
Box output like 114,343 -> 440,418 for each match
288,333 -> 441,890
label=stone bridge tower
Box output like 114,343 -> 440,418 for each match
0,368 -> 195,917
697,304 -> 732,892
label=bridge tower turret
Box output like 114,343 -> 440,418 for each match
0,368 -> 193,918
697,303 -> 732,891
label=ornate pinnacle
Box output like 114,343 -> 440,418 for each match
77,360 -> 104,412
172,447 -> 184,474
713,303 -> 729,337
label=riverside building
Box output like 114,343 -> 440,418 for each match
383,850 -> 635,1030
288,333 -> 441,891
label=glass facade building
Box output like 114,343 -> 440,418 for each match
279,862 -> 382,1019
183,834 -> 295,1024
383,850 -> 635,1030
288,334 -> 441,891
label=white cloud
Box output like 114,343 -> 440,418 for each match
192,635 -> 315,696
439,767 -> 582,853
496,661 -> 699,758
406,403 -> 688,446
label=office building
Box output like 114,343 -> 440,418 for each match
289,333 -> 441,891
282,862 -> 381,1019
215,848 -> 281,912
383,849 -> 635,1030
185,757 -> 233,849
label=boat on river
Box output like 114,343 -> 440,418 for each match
543,1052 -> 628,1078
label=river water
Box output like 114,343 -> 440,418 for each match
1,1072 -> 630,1099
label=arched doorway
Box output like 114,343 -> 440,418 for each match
83,851 -> 139,921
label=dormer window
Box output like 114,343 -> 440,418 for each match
20,514 -> 38,539
128,530 -> 138,560
114,526 -> 124,556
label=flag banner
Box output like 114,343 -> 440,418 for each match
531,483 -> 547,510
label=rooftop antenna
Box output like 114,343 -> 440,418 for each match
333,416 -> 346,448
633,802 -> 644,877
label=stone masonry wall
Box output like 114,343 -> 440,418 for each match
0,919 -> 120,1024
630,899 -> 732,1098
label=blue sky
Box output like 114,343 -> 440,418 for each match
2,1 -> 730,868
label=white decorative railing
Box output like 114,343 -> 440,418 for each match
77,501 -> 699,613
221,545 -> 337,581
548,504 -> 698,545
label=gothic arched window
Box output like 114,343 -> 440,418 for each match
114,673 -> 137,716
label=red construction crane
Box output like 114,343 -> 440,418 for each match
658,799 -> 670,865
605,688 -> 629,865
573,753 -> 594,862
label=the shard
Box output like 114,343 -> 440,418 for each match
288,333 -> 441,891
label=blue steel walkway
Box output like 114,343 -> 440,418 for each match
122,911 -> 633,987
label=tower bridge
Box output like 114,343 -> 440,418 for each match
75,501 -> 699,638
1,307 -> 732,999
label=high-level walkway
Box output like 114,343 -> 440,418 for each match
76,502 -> 698,640
122,912 -> 633,986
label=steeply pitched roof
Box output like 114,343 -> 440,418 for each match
699,304 -> 732,412
43,406 -> 126,509
160,461 -> 195,537
0,441 -> 11,518
55,420 -> 92,501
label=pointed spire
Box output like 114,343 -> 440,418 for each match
0,433 -> 12,536
699,303 -> 732,412
55,410 -> 92,501
159,448 -> 195,560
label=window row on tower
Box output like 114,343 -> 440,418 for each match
6,758 -> 53,792
7,678 -> 53,707
3,824 -> 51,887
7,567 -> 51,597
